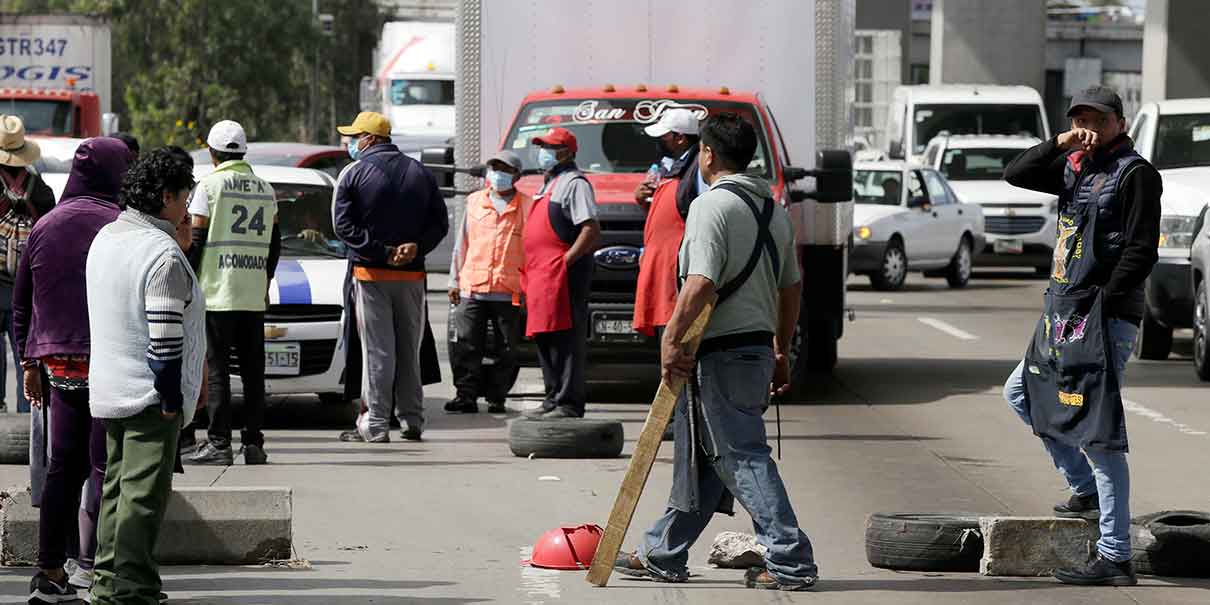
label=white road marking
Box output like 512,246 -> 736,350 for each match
1124,399 -> 1209,437
917,317 -> 979,341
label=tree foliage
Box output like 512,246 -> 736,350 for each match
2,0 -> 386,148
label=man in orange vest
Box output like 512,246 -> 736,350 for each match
633,109 -> 703,337
447,151 -> 530,414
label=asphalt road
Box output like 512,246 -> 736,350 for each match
2,268 -> 1209,604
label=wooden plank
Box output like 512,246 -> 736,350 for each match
586,304 -> 713,587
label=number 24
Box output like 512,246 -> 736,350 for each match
231,205 -> 267,236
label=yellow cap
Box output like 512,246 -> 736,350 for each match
337,111 -> 391,137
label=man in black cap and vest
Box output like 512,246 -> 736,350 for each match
1002,85 -> 1161,586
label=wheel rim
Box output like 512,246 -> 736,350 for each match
883,246 -> 906,285
1196,288 -> 1208,369
957,241 -> 972,282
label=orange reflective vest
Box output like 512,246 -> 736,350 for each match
458,188 -> 531,303
633,177 -> 686,335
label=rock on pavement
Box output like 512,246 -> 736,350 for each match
708,531 -> 768,568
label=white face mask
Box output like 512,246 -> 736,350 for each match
486,169 -> 515,191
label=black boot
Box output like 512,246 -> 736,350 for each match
1054,554 -> 1137,586
1054,492 -> 1100,520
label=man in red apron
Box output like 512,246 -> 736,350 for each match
1002,86 -> 1162,586
521,128 -> 600,419
633,108 -> 703,337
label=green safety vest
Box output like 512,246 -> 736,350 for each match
197,160 -> 277,312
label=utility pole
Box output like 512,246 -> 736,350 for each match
311,0 -> 320,143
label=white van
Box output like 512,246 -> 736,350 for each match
885,85 -> 1051,162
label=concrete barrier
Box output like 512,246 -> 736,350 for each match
1,485 -> 292,565
979,516 -> 1100,576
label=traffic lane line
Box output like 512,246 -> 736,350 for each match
1124,398 -> 1210,437
917,317 -> 979,341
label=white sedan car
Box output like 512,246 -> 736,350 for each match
849,161 -> 986,291
191,165 -> 349,401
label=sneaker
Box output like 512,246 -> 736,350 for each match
1054,492 -> 1100,520
523,406 -> 552,419
160,592 -> 168,603
243,444 -> 268,465
744,567 -> 816,591
67,565 -> 92,590
62,560 -> 79,578
400,428 -> 423,442
366,433 -> 391,443
28,570 -> 76,603
1054,554 -> 1138,586
541,407 -> 581,419
487,401 -> 507,414
338,430 -> 364,442
612,552 -> 686,583
444,398 -> 478,414
188,442 -> 234,466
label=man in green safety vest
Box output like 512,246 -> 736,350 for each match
184,120 -> 281,466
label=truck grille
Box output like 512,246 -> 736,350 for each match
266,304 -> 343,323
985,216 -> 1046,235
230,339 -> 337,377
590,203 -> 647,305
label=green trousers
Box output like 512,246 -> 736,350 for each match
90,406 -> 180,605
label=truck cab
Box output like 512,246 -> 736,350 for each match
495,86 -> 811,369
1128,98 -> 1210,359
0,88 -> 108,138
369,21 -> 455,139
885,85 -> 1050,162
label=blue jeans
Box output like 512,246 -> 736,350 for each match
0,310 -> 28,412
638,345 -> 817,583
1004,318 -> 1138,562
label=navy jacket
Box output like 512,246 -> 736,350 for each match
333,143 -> 449,272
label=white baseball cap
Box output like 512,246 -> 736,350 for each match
207,120 -> 248,153
644,108 -> 700,138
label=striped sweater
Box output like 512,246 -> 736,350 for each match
87,210 -> 206,424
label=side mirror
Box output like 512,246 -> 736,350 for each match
101,113 -> 120,136
421,145 -> 457,194
907,196 -> 929,209
794,149 -> 853,204
888,140 -> 904,159
783,166 -> 809,182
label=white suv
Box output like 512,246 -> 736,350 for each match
923,134 -> 1058,273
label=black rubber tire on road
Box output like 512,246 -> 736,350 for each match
508,418 -> 624,459
869,239 -> 907,291
1194,282 -> 1210,381
865,512 -> 984,572
1135,305 -> 1174,360
1131,510 -> 1210,578
945,237 -> 973,289
0,414 -> 31,465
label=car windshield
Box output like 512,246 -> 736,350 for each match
913,104 -> 1043,154
503,98 -> 773,177
4,100 -> 73,136
275,184 -> 345,259
940,147 -> 1022,181
1152,113 -> 1210,170
390,79 -> 455,106
854,170 -> 903,205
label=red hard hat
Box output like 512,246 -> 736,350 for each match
526,524 -> 603,570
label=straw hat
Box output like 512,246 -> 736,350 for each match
0,115 -> 42,167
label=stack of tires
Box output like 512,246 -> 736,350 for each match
865,513 -> 984,572
508,419 -> 624,459
1131,511 -> 1210,578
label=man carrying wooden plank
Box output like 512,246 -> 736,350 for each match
612,113 -> 818,591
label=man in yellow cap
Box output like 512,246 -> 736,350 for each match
333,112 -> 448,442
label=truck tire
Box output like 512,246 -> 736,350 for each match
1135,305 -> 1173,360
508,418 -> 624,459
865,512 -> 984,572
0,414 -> 31,465
870,239 -> 907,291
945,237 -> 973,289
1131,510 -> 1210,578
1194,282 -> 1210,381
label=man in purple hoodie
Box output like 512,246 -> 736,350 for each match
13,137 -> 129,602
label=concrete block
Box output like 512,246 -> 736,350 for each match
1,485 -> 292,566
979,516 -> 1100,576
708,531 -> 767,569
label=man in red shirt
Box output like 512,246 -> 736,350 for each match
633,109 -> 703,337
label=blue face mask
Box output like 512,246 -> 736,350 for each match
347,137 -> 362,160
537,147 -> 559,171
486,169 -> 515,192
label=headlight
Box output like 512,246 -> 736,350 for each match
1158,215 -> 1198,249
856,226 -> 872,240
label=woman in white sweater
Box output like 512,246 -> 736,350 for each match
84,149 -> 206,605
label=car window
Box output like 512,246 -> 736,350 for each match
940,147 -> 1022,181
275,184 -> 345,259
852,170 -> 903,205
922,170 -> 951,205
908,171 -> 929,206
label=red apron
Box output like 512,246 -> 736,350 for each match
522,189 -> 573,337
633,177 -> 685,336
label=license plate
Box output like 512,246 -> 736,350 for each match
993,238 -> 1025,254
593,314 -> 642,342
265,343 -> 301,376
